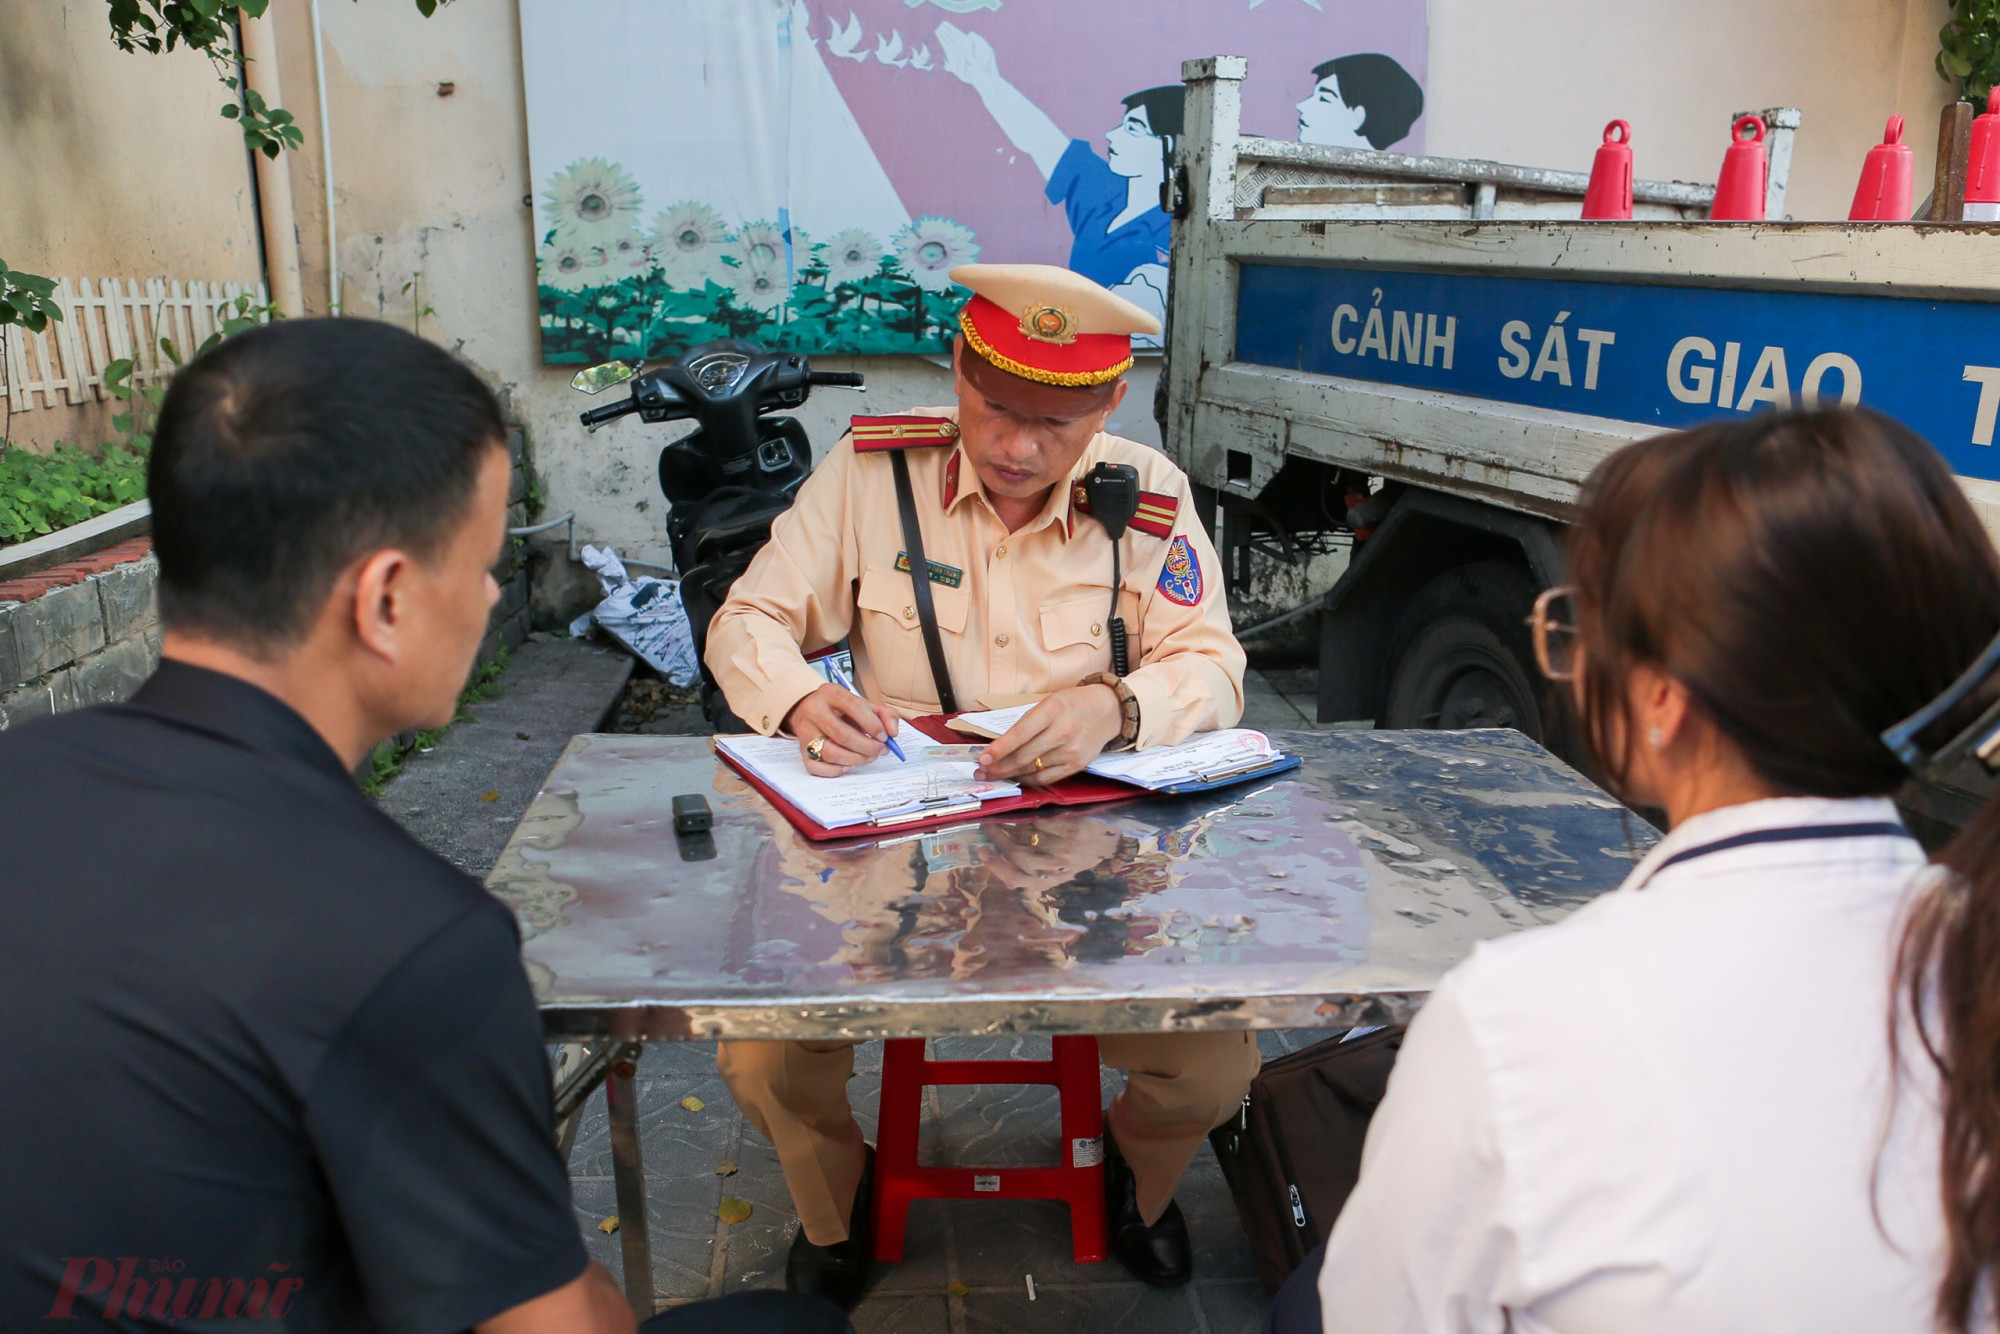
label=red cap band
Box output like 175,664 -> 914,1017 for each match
956,294 -> 1134,388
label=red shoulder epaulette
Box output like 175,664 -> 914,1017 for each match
1070,482 -> 1180,539
850,415 -> 961,451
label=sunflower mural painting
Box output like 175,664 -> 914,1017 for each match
534,156 -> 978,363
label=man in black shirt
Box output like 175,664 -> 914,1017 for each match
0,320 -> 847,1334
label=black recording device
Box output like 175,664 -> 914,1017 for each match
1084,462 -> 1141,676
672,793 -> 713,834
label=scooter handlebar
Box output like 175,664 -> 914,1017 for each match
579,399 -> 639,428
806,370 -> 866,389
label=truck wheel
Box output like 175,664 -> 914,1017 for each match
1381,561 -> 1545,741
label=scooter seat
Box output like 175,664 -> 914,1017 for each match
679,487 -> 792,570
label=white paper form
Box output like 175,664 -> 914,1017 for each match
717,721 -> 1022,829
949,704 -> 1037,738
949,709 -> 1284,792
1085,729 -> 1279,789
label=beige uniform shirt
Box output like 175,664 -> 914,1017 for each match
706,407 -> 1245,750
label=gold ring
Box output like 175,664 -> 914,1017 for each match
806,736 -> 827,762
1033,756 -> 1044,770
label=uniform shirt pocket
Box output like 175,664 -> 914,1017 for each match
1040,589 -> 1115,682
856,565 -> 970,708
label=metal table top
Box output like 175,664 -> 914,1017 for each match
486,729 -> 1650,1042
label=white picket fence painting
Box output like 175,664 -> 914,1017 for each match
0,278 -> 270,414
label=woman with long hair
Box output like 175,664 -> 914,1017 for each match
1298,407 -> 2000,1331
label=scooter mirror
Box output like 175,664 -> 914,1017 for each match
570,361 -> 638,395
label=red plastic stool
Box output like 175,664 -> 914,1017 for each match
870,1035 -> 1109,1263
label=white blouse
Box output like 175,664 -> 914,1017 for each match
1317,796 -> 1946,1334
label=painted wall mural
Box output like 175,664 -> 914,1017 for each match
519,0 -> 1427,363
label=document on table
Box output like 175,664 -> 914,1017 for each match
716,721 -> 1021,829
947,703 -> 1038,739
950,707 -> 1286,790
1086,729 -> 1284,789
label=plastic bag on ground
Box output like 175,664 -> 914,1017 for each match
569,544 -> 701,686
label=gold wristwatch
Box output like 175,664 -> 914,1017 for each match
1081,672 -> 1141,750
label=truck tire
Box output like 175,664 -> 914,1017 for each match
1381,561 -> 1545,741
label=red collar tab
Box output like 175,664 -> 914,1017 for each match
850,415 -> 962,451
941,450 -> 962,508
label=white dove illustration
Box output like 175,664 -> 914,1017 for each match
825,10 -> 867,60
874,30 -> 909,66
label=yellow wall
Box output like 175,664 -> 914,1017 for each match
0,5 -> 264,452
1425,0 -> 1956,221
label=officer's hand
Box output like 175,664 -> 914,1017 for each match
784,684 -> 902,777
975,685 -> 1121,788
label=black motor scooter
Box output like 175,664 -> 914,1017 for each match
573,340 -> 864,727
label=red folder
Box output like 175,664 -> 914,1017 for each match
713,714 -> 1144,842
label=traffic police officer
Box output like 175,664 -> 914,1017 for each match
706,263 -> 1256,1309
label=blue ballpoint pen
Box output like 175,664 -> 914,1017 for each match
824,658 -> 907,762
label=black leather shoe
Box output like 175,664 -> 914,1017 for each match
1104,1138 -> 1193,1288
784,1146 -> 875,1313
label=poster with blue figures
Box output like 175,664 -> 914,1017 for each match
1234,263 -> 2000,485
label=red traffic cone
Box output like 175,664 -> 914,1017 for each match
1848,115 -> 1914,220
1968,89 -> 2000,222
1711,114 -> 1767,220
1582,120 -> 1634,219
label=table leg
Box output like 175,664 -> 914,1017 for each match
606,1053 -> 656,1318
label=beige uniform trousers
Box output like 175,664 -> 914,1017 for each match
717,1031 -> 1261,1245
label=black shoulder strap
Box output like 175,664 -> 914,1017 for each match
889,449 -> 958,714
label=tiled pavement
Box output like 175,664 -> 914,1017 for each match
1237,667 -> 1329,735
562,1029 -> 1333,1332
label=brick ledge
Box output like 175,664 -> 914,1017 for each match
0,538 -> 154,605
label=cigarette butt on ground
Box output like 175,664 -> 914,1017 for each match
1026,1274 -> 1036,1301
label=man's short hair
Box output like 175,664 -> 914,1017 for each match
1311,53 -> 1425,151
148,318 -> 504,649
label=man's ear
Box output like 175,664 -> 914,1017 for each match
350,548 -> 414,663
1089,377 -> 1130,435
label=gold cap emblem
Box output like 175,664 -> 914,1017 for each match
1019,302 -> 1079,345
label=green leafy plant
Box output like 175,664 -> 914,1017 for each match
219,75 -> 301,159
106,1 -> 444,157
0,440 -> 150,545
401,272 -> 437,337
0,262 -> 63,333
1940,0 -> 2000,106
101,293 -> 281,452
